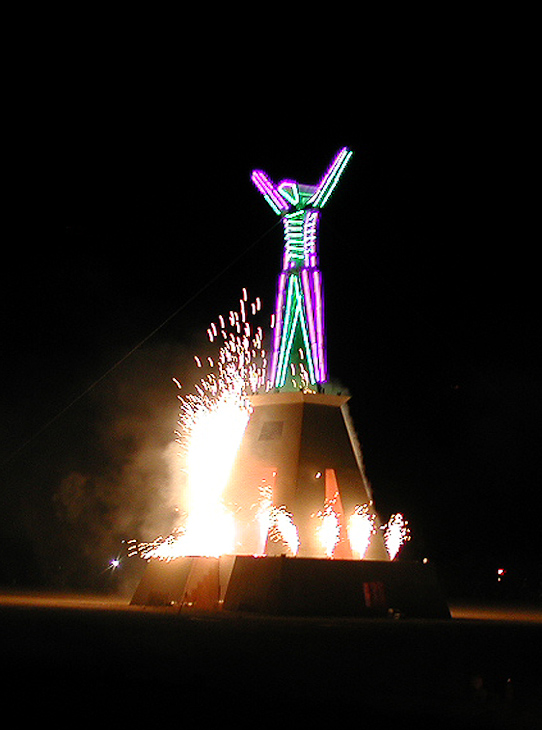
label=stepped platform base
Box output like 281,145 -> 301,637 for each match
131,555 -> 450,619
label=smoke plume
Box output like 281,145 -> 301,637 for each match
51,341 -> 195,591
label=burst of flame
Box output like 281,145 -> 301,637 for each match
136,386 -> 249,560
383,513 -> 411,560
182,388 -> 249,547
135,291 -> 266,560
348,504 -> 376,559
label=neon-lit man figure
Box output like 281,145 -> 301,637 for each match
251,147 -> 353,389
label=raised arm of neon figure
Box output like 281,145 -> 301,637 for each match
251,170 -> 289,215
309,147 -> 354,209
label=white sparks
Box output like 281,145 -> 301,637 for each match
134,290 -> 268,561
257,483 -> 299,556
348,504 -> 376,559
317,500 -> 340,558
383,513 -> 411,560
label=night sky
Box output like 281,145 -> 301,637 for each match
1,65 -> 539,595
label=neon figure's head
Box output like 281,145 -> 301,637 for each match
251,147 -> 353,216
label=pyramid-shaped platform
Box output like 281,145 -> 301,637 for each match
224,391 -> 388,559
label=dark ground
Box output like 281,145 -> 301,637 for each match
1,594 -> 541,727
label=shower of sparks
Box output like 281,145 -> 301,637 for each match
383,513 -> 411,560
133,291 -> 267,560
129,528 -> 185,561
256,483 -> 273,554
257,483 -> 299,556
347,504 -> 376,559
316,498 -> 340,558
270,506 -> 299,556
178,386 -> 250,556
134,382 -> 248,560
128,287 -> 414,563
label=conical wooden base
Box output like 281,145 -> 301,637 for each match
224,391 -> 388,559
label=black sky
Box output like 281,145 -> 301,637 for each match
1,50 -> 540,592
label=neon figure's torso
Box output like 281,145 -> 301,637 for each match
251,148 -> 353,390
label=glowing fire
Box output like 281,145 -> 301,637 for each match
383,513 -> 411,560
348,504 -> 376,559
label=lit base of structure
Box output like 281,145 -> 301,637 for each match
131,555 -> 450,619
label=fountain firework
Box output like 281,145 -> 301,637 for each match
348,504 -> 377,560
383,513 -> 411,560
316,498 -> 341,558
132,290 -> 304,560
257,483 -> 299,556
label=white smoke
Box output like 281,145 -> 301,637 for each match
52,341 -> 192,591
